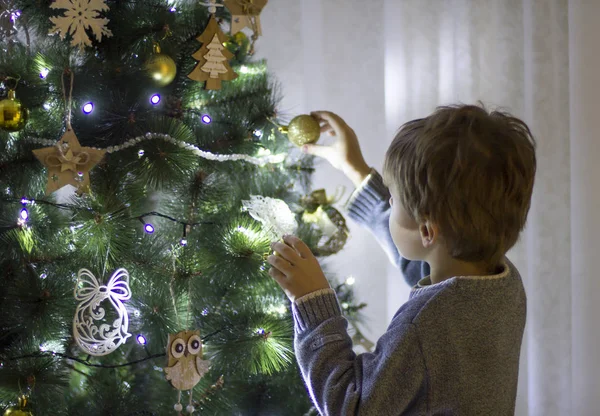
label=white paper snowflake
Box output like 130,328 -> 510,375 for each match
242,195 -> 298,240
49,0 -> 112,50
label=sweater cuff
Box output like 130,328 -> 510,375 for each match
344,168 -> 391,224
292,289 -> 342,333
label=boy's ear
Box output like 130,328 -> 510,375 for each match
419,220 -> 440,248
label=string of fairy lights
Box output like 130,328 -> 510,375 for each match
3,196 -> 220,246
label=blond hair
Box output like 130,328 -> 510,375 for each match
382,103 -> 537,268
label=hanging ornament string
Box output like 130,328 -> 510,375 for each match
18,375 -> 35,401
61,68 -> 74,131
237,0 -> 260,35
23,132 -> 287,166
2,74 -> 20,90
202,0 -> 224,14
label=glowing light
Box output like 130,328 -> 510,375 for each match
21,197 -> 30,205
138,149 -> 145,157
82,102 -> 94,114
19,208 -> 28,221
40,68 -> 50,79
39,340 -> 64,353
342,302 -> 349,309
11,10 -> 20,21
40,273 -> 48,279
180,238 -> 187,246
144,223 -> 155,234
346,276 -> 356,286
237,225 -> 259,239
201,114 -> 212,124
253,130 -> 263,138
150,93 -> 161,105
267,304 -> 287,315
240,65 -> 249,74
43,102 -> 52,110
170,6 -> 176,12
255,148 -> 271,157
136,334 -> 147,345
256,328 -> 265,335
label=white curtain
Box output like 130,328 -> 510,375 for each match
257,1 -> 600,414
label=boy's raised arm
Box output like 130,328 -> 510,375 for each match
305,111 -> 429,286
344,169 -> 429,287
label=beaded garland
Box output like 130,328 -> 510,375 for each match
25,132 -> 286,166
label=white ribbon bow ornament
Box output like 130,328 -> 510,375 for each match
72,268 -> 132,356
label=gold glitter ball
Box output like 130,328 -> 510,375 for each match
284,115 -> 320,147
0,90 -> 28,132
145,45 -> 177,87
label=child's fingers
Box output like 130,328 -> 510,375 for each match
302,143 -> 333,159
267,254 -> 294,273
268,266 -> 286,283
271,241 -> 298,264
311,111 -> 346,133
282,235 -> 313,259
319,122 -> 335,134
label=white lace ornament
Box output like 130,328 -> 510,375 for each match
241,195 -> 298,239
73,268 -> 132,356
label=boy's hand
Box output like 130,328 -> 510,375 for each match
267,235 -> 331,302
305,111 -> 371,187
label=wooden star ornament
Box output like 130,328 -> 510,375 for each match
32,129 -> 106,195
224,0 -> 268,36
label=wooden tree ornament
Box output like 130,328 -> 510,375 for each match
188,15 -> 238,90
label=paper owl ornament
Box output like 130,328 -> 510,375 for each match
165,330 -> 211,391
164,330 -> 211,413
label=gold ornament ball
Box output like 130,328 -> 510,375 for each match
225,31 -> 250,55
0,90 -> 28,132
3,407 -> 32,416
145,53 -> 177,87
286,115 -> 321,147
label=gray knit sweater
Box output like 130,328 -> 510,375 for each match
291,169 -> 526,415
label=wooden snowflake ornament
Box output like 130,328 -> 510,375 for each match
188,15 -> 238,90
49,0 -> 113,50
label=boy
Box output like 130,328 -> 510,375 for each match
267,104 -> 537,415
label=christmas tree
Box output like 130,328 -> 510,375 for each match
0,1 -> 366,415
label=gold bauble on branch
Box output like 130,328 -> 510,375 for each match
224,31 -> 250,56
280,114 -> 321,147
3,408 -> 33,416
3,395 -> 33,416
144,43 -> 177,87
0,89 -> 28,132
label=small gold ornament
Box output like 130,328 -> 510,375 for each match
3,395 -> 33,416
280,114 -> 320,147
224,31 -> 250,56
0,89 -> 28,132
301,189 -> 349,256
144,43 -> 177,87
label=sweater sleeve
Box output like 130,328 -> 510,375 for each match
344,168 -> 430,287
292,290 -> 427,415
